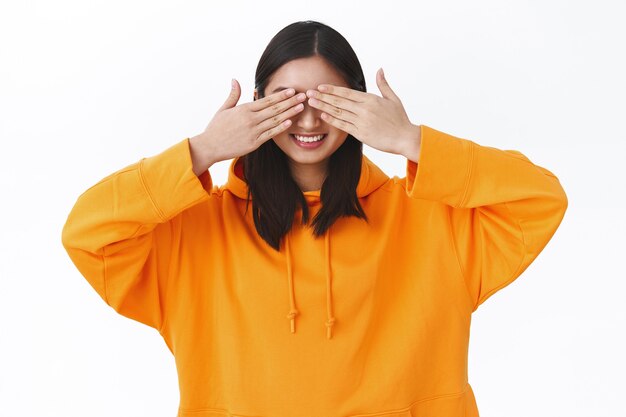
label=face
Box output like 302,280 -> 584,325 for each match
254,55 -> 351,171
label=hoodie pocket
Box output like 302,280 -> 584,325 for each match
348,411 -> 412,417
177,409 -> 256,417
349,385 -> 476,417
406,383 -> 477,417
177,385 -> 478,417
178,408 -> 411,417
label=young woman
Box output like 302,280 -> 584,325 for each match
62,20 -> 568,417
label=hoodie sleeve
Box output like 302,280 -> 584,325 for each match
61,138 -> 213,331
406,124 -> 568,312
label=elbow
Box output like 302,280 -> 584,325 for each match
543,172 -> 569,231
61,218 -> 74,252
61,212 -> 81,253
61,212 -> 91,255
554,179 -> 569,224
533,184 -> 569,256
560,186 -> 569,213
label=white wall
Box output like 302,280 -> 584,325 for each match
1,0 -> 624,416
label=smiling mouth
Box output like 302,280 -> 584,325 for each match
290,134 -> 327,143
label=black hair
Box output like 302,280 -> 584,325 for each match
242,20 -> 368,252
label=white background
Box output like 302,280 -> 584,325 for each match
1,1 -> 624,416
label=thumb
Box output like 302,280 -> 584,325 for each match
218,78 -> 241,111
376,68 -> 400,102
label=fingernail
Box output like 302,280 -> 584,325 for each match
231,78 -> 236,89
380,68 -> 385,78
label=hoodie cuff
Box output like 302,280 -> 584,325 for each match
406,124 -> 474,207
140,138 -> 213,221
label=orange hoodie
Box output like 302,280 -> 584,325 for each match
61,124 -> 568,417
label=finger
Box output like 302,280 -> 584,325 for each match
307,96 -> 358,125
257,117 -> 293,143
307,90 -> 362,117
376,68 -> 401,102
218,78 -> 241,111
249,87 -> 296,112
255,92 -> 306,122
319,111 -> 359,138
256,101 -> 304,139
317,84 -> 368,103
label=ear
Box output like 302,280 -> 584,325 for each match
253,88 -> 258,101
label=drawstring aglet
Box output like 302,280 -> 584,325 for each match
326,317 -> 336,339
287,309 -> 299,333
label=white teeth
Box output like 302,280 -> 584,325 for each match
293,134 -> 325,143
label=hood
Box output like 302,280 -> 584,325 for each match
223,154 -> 390,339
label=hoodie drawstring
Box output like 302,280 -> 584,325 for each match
284,233 -> 299,334
324,231 -> 335,339
285,229 -> 335,339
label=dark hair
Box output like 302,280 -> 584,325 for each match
242,20 -> 368,252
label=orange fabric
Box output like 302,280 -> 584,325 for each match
61,124 -> 568,417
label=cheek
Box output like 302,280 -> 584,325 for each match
327,132 -> 349,152
273,131 -> 290,143
330,128 -> 349,142
270,131 -> 291,150
329,124 -> 347,136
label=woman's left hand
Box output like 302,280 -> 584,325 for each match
306,68 -> 421,160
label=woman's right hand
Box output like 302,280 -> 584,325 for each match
189,79 -> 307,176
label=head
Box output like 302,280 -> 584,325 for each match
254,55 -> 351,170
242,20 -> 368,251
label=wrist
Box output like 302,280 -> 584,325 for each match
401,123 -> 422,164
189,134 -> 216,176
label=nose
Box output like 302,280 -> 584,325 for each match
295,98 -> 323,129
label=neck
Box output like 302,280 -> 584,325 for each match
288,159 -> 329,192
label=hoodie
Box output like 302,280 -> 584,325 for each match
61,124 -> 568,417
